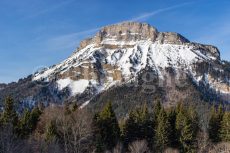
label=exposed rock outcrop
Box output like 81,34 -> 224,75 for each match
191,43 -> 220,60
156,32 -> 190,44
78,22 -> 220,60
79,22 -> 191,49
79,22 -> 159,50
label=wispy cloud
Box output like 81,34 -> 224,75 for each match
129,2 -> 193,21
44,27 -> 99,51
42,2 -> 193,52
23,0 -> 74,20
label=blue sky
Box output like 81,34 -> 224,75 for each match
0,0 -> 230,83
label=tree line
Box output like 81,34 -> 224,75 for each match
91,101 -> 230,153
0,96 -> 229,153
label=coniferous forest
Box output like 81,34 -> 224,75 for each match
0,96 -> 230,153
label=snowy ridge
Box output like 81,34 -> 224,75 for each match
33,40 -> 215,95
32,22 -> 229,104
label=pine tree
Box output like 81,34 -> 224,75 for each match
93,102 -> 120,152
123,110 -> 138,149
2,96 -> 18,129
153,100 -> 162,121
92,113 -> 104,153
139,104 -> 154,146
188,106 -> 199,139
30,106 -> 42,131
45,120 -> 58,142
175,102 -> 184,114
18,109 -> 31,138
217,105 -> 224,118
123,104 -> 154,150
175,105 -> 198,153
208,105 -> 223,143
155,108 -> 171,152
71,103 -> 78,112
180,120 -> 195,153
167,109 -> 178,147
220,112 -> 230,142
18,107 -> 42,138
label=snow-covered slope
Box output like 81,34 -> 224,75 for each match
32,22 -> 229,105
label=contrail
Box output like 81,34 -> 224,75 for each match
129,2 -> 193,21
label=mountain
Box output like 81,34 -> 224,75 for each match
0,22 -> 230,112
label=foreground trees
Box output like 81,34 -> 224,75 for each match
175,105 -> 199,152
0,97 -> 42,153
155,107 -> 171,151
93,102 -> 120,152
93,101 -> 201,153
208,105 -> 230,143
220,112 -> 230,142
122,104 -> 154,149
208,106 -> 224,143
43,106 -> 93,153
1,97 -> 18,128
0,96 -> 230,153
49,101 -> 228,153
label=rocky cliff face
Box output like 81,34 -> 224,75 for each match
79,22 -> 158,50
0,22 -> 228,108
78,22 -> 219,59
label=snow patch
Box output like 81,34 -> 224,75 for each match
80,100 -> 90,109
57,78 -> 89,95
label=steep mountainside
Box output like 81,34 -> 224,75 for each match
0,22 -> 229,110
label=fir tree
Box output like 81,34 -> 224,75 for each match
18,109 -> 31,138
139,104 -> 154,146
18,107 -> 42,138
30,106 -> 42,131
167,109 -> 178,147
179,120 -> 195,153
220,112 -> 230,142
153,100 -> 162,121
71,103 -> 78,112
188,106 -> 199,139
123,110 -> 138,149
1,96 -> 18,129
176,105 -> 198,153
208,105 -> 223,143
92,113 -> 104,153
155,108 -> 171,152
45,120 -> 58,142
175,102 -> 184,114
123,104 -> 154,149
93,102 -> 120,152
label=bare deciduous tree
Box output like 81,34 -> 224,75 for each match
56,108 -> 93,153
207,142 -> 230,153
128,140 -> 149,153
0,125 -> 28,153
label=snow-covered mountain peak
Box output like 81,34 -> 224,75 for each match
78,22 -> 191,50
33,22 -> 228,101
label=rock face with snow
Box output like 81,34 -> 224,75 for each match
1,22 -> 229,108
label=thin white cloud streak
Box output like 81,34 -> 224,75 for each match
23,0 -> 75,20
51,27 -> 100,41
42,2 -> 193,52
129,2 -> 193,22
45,27 -> 100,51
